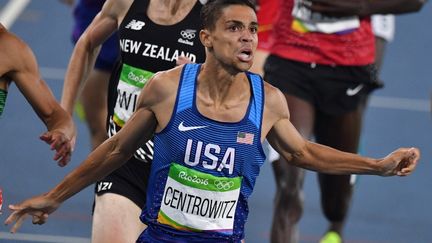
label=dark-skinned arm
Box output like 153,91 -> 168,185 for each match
306,0 -> 426,17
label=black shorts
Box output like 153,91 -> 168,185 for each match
94,157 -> 151,209
264,55 -> 382,115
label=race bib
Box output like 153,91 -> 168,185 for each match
371,14 -> 395,42
291,0 -> 360,34
113,64 -> 154,127
158,163 -> 242,235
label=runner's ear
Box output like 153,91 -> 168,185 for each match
199,29 -> 212,48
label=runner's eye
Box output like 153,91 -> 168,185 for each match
228,25 -> 242,32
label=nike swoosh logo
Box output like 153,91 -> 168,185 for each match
178,121 -> 208,132
346,84 -> 364,96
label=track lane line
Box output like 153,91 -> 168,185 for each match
0,0 -> 31,29
0,231 -> 90,242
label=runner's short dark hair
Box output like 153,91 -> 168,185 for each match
201,0 -> 256,30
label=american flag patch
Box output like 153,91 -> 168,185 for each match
236,132 -> 254,145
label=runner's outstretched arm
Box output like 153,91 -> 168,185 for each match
4,70 -> 172,233
265,86 -> 420,176
0,26 -> 76,166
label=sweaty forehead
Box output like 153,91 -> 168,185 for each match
219,5 -> 257,24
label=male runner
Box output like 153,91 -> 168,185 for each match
5,1 -> 419,242
60,0 -> 206,242
263,0 -> 425,242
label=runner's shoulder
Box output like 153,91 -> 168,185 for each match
0,28 -> 35,71
140,65 -> 183,105
263,81 -> 290,120
0,28 -> 24,51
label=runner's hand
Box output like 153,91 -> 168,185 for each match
176,56 -> 193,66
5,194 -> 60,233
40,130 -> 73,167
378,147 -> 420,176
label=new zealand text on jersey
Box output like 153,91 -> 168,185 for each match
120,39 -> 197,62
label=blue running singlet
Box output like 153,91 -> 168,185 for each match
138,64 -> 267,242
